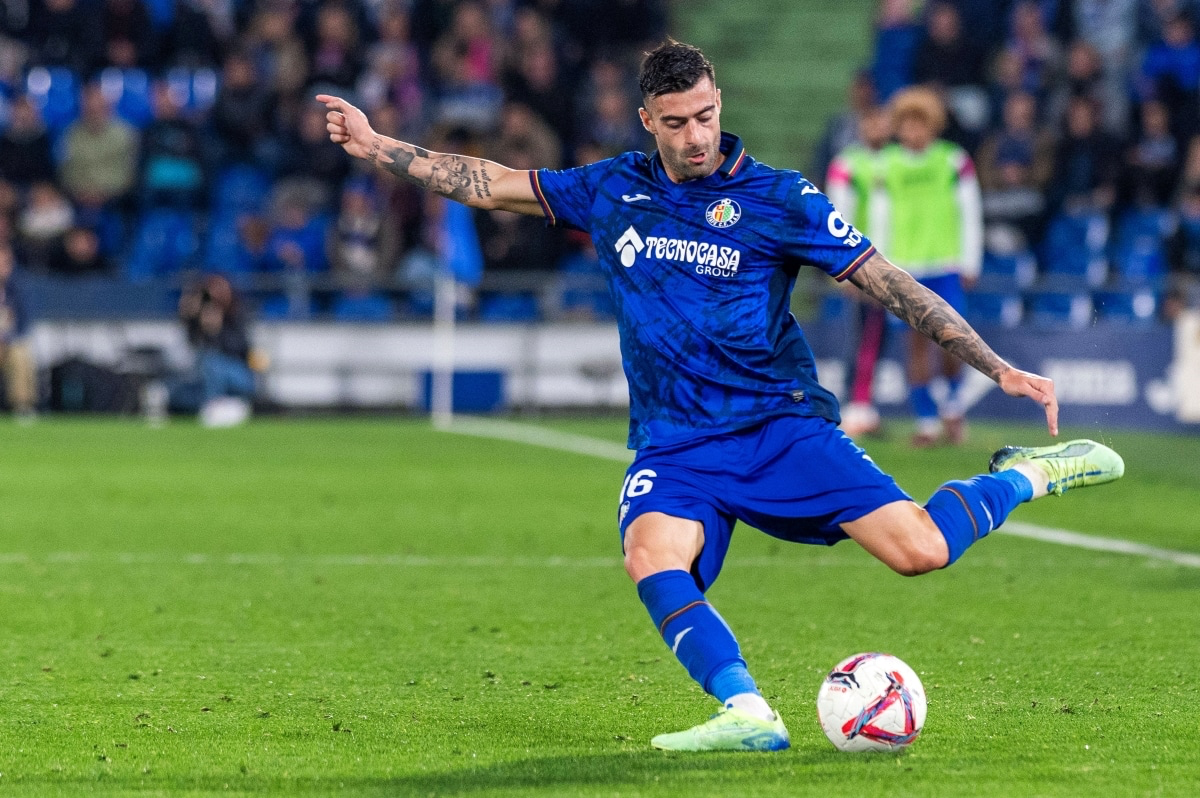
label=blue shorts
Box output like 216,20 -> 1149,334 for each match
617,414 -> 912,590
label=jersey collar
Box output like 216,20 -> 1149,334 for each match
650,132 -> 749,184
716,132 -> 748,177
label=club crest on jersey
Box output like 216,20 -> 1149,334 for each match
705,198 -> 742,228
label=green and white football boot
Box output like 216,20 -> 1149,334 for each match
989,439 -> 1125,496
650,707 -> 790,752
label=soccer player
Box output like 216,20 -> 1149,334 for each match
876,87 -> 983,447
317,40 -> 1124,752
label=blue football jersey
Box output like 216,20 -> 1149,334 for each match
531,133 -> 876,450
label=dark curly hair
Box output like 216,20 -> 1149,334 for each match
638,39 -> 716,102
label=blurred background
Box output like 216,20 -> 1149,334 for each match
0,0 -> 1196,431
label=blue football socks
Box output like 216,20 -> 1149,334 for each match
909,384 -> 939,421
636,569 -> 761,702
925,470 -> 1033,564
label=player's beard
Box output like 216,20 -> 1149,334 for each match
663,137 -> 721,182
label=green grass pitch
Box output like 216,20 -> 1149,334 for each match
0,417 -> 1197,796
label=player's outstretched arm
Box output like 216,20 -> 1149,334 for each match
316,94 -> 544,216
849,252 -> 1060,435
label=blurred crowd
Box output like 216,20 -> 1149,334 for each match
812,0 -> 1200,323
0,0 -> 662,320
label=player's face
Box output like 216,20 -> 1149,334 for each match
639,77 -> 723,183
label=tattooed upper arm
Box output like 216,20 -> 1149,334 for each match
848,252 -> 1009,381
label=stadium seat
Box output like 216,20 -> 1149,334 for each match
1109,208 -> 1171,287
965,291 -> 1023,327
1040,211 -> 1109,288
210,165 -> 271,216
1025,290 -> 1093,328
478,293 -> 541,322
25,66 -> 79,136
99,67 -> 155,129
125,209 -> 200,282
1093,288 -> 1158,324
331,292 -> 396,322
166,67 -> 219,114
979,250 -> 1037,291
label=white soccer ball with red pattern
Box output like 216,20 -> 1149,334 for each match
816,652 -> 927,752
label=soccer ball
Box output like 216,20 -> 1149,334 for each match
816,652 -> 927,753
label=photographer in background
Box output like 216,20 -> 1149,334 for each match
177,273 -> 258,427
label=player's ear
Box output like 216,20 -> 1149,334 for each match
715,88 -> 722,113
638,106 -> 654,134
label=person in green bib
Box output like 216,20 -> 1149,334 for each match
826,105 -> 892,437
876,86 -> 982,447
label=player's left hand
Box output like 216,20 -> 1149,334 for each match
998,367 -> 1059,436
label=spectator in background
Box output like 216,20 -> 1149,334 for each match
0,244 -> 36,421
826,104 -> 893,438
913,2 -> 987,89
503,35 -> 574,150
58,82 -> 139,219
492,101 -> 561,170
429,1 -> 503,132
0,96 -> 56,189
1072,0 -> 1138,135
976,91 -> 1056,191
16,181 -> 74,269
139,80 -> 208,209
47,224 -> 110,275
1136,12 -> 1200,144
209,49 -> 276,164
25,0 -> 103,75
1122,99 -> 1180,208
1005,0 -> 1065,98
241,1 -> 308,102
357,3 -> 425,135
811,70 -> 877,191
1170,180 -> 1200,303
330,177 -> 397,286
277,102 -> 351,200
1048,94 -> 1121,214
1045,39 -> 1109,133
308,2 -> 364,90
982,142 -> 1049,260
159,0 -> 230,69
177,273 -> 256,426
876,87 -> 982,447
871,0 -> 921,102
101,0 -> 156,70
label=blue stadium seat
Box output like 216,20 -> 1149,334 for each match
166,67 -> 218,114
1109,208 -> 1170,287
965,291 -> 1023,327
211,165 -> 271,216
478,293 -> 540,322
1093,288 -> 1158,324
125,209 -> 199,282
331,292 -> 396,322
1040,211 -> 1108,288
979,250 -> 1036,290
1025,290 -> 1093,328
143,0 -> 175,30
100,67 -> 155,129
25,66 -> 79,136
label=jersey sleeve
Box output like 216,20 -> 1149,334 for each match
529,158 -> 616,232
780,177 -> 877,282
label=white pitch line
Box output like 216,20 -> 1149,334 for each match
443,417 -> 1200,570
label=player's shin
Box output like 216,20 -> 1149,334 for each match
636,570 -> 773,719
924,471 -> 1033,565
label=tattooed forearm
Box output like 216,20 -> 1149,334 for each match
377,143 -> 478,203
849,253 -> 1009,380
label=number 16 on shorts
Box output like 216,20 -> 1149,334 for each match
618,468 -> 657,524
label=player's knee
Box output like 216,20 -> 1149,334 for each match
888,535 -> 949,576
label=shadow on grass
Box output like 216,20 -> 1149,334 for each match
13,749 -> 915,795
